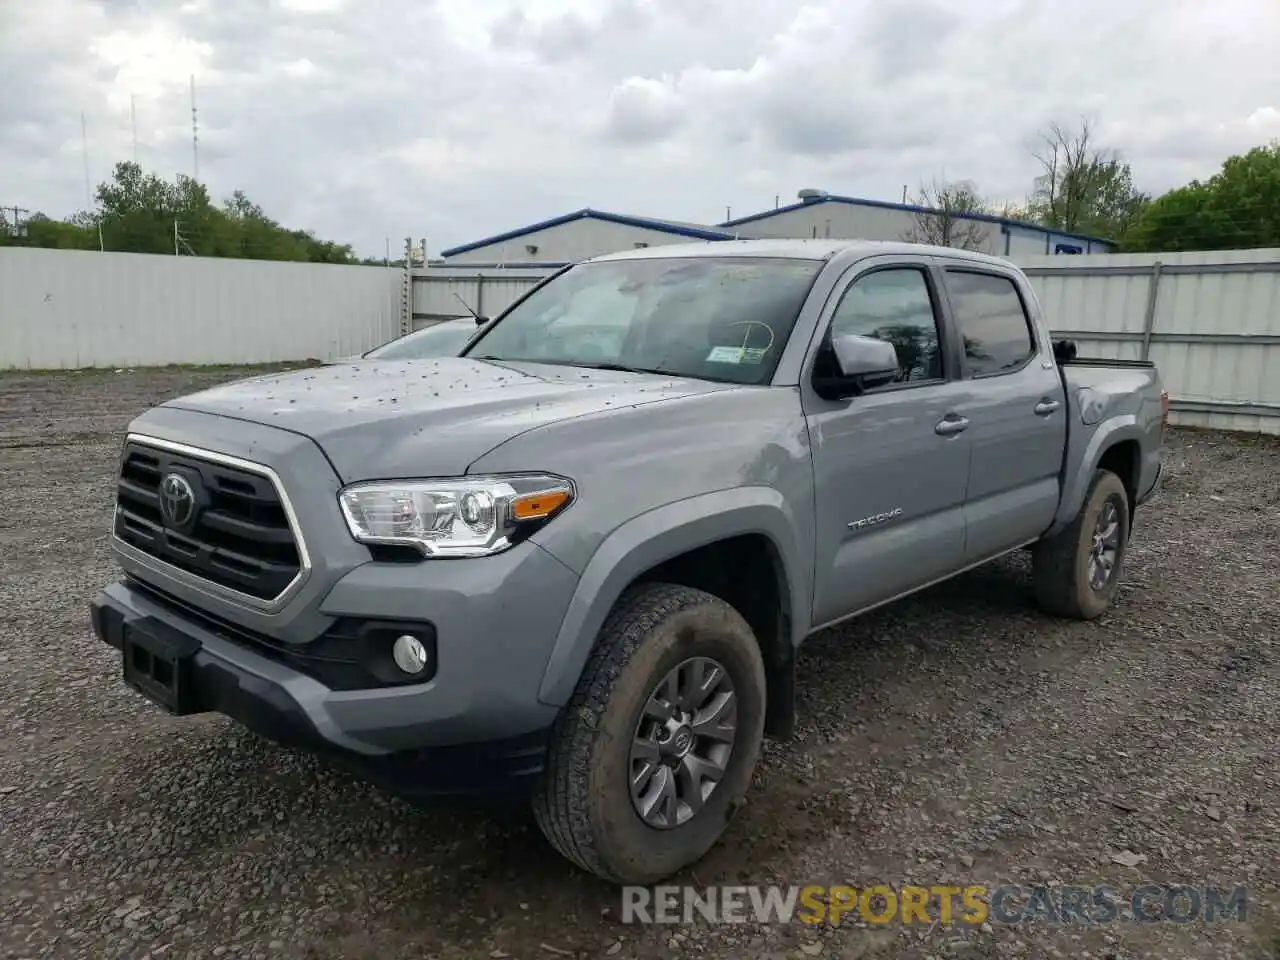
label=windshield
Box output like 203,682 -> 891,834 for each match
365,320 -> 475,359
463,256 -> 823,384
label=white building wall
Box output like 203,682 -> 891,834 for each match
727,201 -> 1006,255
0,247 -> 401,370
441,217 -> 723,265
1005,224 -> 1112,255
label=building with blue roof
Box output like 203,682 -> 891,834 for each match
438,208 -> 737,265
719,188 -> 1115,256
436,190 -> 1114,266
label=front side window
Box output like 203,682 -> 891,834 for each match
945,270 -> 1037,376
464,256 -> 824,385
827,267 -> 943,384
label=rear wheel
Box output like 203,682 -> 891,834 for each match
532,582 -> 766,885
1032,468 -> 1130,620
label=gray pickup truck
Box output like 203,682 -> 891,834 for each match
90,239 -> 1166,885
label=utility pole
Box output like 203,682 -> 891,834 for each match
190,75 -> 200,181
3,205 -> 30,238
80,112 -> 92,209
173,219 -> 195,255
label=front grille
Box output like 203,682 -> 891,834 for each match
114,440 -> 302,602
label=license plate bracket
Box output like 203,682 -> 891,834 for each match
122,619 -> 202,715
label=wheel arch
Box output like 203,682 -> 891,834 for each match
1048,416 -> 1145,537
536,488 -> 810,735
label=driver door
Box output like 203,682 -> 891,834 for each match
802,256 -> 973,627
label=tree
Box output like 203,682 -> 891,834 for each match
1123,141 -> 1280,252
902,177 -> 991,250
19,213 -> 98,250
0,160 -> 361,262
1025,117 -> 1150,242
877,323 -> 940,381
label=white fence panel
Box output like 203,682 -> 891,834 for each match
410,266 -> 554,328
0,247 -> 402,369
4,246 -> 1277,434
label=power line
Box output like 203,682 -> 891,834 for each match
2,205 -> 30,237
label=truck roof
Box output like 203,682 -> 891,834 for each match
587,237 -> 1018,268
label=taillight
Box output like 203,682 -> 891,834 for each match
1160,390 -> 1170,427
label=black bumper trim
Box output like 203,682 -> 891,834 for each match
90,590 -> 551,797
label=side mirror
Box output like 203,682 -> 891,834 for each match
815,334 -> 900,399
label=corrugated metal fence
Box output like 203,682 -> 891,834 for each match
1016,249 -> 1280,435
0,247 -> 401,369
2,245 -> 1277,434
409,264 -> 557,330
413,250 -> 1280,434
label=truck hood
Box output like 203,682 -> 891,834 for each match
162,358 -> 731,481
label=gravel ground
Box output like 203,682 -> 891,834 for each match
2,367 -> 1277,960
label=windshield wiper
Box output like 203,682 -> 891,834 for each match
473,357 -> 729,382
563,361 -> 676,376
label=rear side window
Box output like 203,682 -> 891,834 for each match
945,270 -> 1036,376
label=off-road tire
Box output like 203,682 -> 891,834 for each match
531,582 -> 767,885
1032,468 -> 1131,620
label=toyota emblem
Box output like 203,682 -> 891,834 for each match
159,473 -> 196,527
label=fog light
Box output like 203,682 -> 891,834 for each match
391,634 -> 429,675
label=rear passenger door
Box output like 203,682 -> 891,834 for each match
802,256 -> 972,627
940,265 -> 1068,561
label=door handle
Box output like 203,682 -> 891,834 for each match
1034,399 -> 1061,416
934,415 -> 970,436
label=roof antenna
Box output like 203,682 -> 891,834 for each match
453,292 -> 485,325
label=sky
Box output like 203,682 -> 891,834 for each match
2,0 -> 1278,259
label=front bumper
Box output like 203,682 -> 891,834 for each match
89,562 -> 572,796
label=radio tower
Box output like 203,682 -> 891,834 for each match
190,74 -> 199,181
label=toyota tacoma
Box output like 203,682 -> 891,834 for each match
90,239 -> 1166,885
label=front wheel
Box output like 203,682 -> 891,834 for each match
532,582 -> 767,885
1031,468 -> 1131,620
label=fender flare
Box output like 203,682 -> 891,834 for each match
1049,414 -> 1143,536
535,487 -> 810,707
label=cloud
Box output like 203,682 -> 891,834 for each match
0,0 -> 1277,257
605,77 -> 686,143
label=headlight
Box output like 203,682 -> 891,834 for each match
338,474 -> 574,558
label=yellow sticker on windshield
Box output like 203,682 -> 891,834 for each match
706,346 -> 768,364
